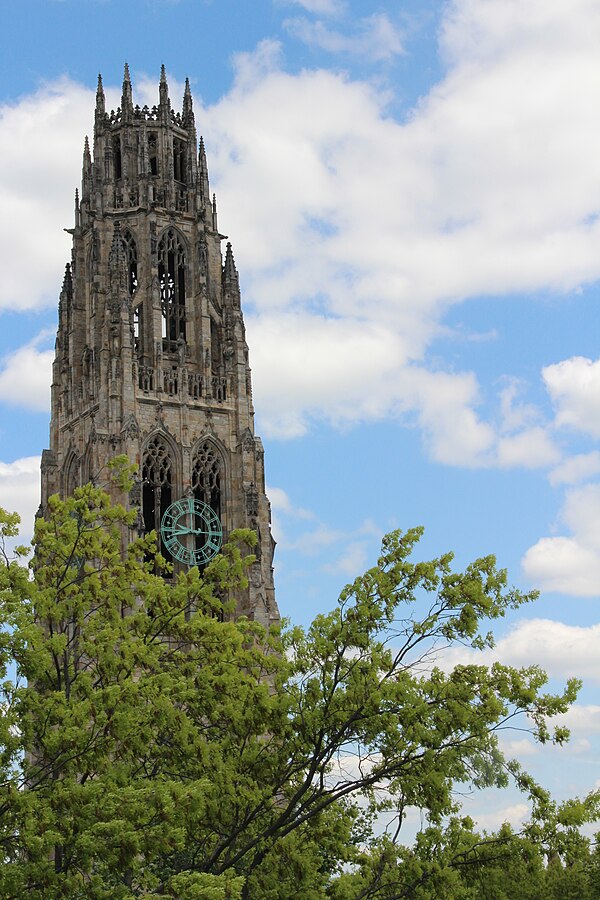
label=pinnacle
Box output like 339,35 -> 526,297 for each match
123,62 -> 131,85
95,73 -> 105,120
160,63 -> 167,84
224,242 -> 237,278
182,77 -> 195,129
62,262 -> 72,289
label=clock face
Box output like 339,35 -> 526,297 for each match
160,497 -> 223,566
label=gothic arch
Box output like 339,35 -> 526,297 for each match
158,227 -> 187,349
141,432 -> 180,560
156,224 -> 187,250
120,228 -> 138,296
190,437 -> 227,524
82,440 -> 94,486
62,449 -> 79,497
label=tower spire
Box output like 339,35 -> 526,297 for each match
121,62 -> 133,122
81,135 -> 92,203
223,242 -> 237,283
182,77 -> 195,128
159,64 -> 170,123
223,242 -> 241,307
95,73 -> 105,133
198,136 -> 210,202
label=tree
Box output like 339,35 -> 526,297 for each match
0,477 -> 596,898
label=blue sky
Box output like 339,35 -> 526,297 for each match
1,0 -> 600,836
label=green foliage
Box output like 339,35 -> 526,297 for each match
0,492 -> 596,898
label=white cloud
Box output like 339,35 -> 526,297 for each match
522,484 -> 600,596
469,802 -> 529,831
544,356 -> 600,439
0,456 -> 40,547
550,451 -> 600,487
496,427 -> 559,470
284,13 -> 404,61
407,368 -> 494,467
288,522 -> 346,556
267,485 -> 293,515
443,618 -> 600,683
272,489 -> 379,577
322,540 -> 368,576
497,737 -> 539,758
552,704 -> 600,736
267,484 -> 314,546
0,336 -> 53,413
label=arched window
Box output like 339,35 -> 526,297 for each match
113,134 -> 122,180
142,437 -> 173,561
64,453 -> 79,498
173,138 -> 186,183
148,132 -> 158,176
158,229 -> 186,351
121,230 -> 138,296
192,442 -> 222,521
121,230 -> 141,354
210,319 -> 222,375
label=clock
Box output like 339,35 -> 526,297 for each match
160,497 -> 223,566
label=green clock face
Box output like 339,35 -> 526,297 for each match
160,497 -> 222,566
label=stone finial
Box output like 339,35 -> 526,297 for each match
82,136 -> 92,185
62,262 -> 72,292
223,242 -> 236,279
159,64 -> 170,121
182,76 -> 195,129
121,62 -> 134,120
95,74 -> 105,128
197,136 -> 210,204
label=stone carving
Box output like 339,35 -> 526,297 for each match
245,482 -> 259,517
121,413 -> 140,441
241,429 -> 254,453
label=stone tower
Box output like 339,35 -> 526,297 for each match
40,65 -> 279,627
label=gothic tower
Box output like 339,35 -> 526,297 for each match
40,65 -> 279,628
